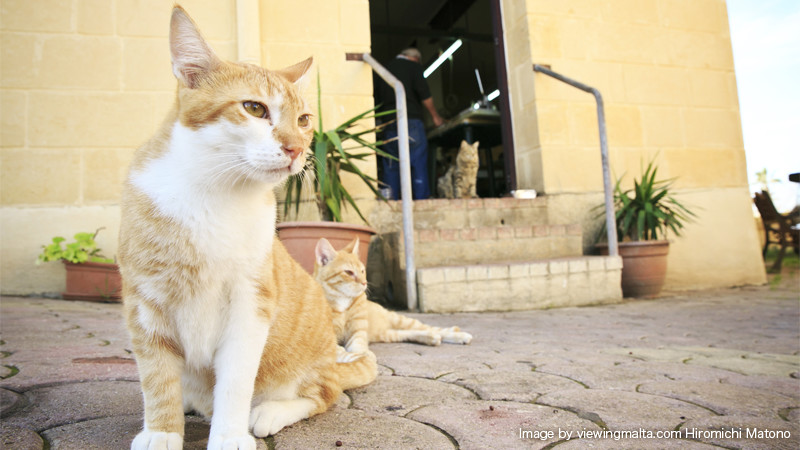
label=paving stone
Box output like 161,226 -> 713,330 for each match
407,399 -> 600,450
349,375 -> 475,416
273,407 -> 455,449
2,381 -> 142,431
373,342 -> 489,379
555,437 -> 718,449
638,381 -> 797,418
439,368 -> 582,402
721,374 -> 800,400
0,346 -> 139,391
604,346 -> 800,377
536,389 -> 715,431
41,414 -> 268,450
0,299 -> 137,391
376,363 -> 393,376
536,359 -> 753,391
1,365 -> 14,379
42,414 -> 141,450
336,390 -> 353,409
785,407 -> 799,422
680,416 -> 800,450
0,423 -> 44,449
0,387 -> 25,416
1,289 -> 798,450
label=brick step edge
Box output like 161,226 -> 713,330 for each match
416,256 -> 623,313
415,224 -> 581,242
385,197 -> 547,212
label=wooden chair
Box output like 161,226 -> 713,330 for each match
753,190 -> 799,272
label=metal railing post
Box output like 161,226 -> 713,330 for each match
533,64 -> 619,256
347,53 -> 418,311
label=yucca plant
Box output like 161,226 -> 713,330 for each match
598,158 -> 697,242
284,74 -> 395,223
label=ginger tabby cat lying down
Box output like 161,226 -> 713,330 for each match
118,6 -> 374,450
313,238 -> 472,362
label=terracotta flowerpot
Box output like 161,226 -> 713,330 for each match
598,240 -> 669,298
276,221 -> 376,274
63,261 -> 122,302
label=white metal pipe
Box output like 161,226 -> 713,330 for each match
362,53 -> 418,311
533,64 -> 619,256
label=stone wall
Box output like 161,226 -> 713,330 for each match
500,0 -> 766,290
0,0 -> 374,295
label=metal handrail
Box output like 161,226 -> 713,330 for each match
347,53 -> 418,310
533,64 -> 619,256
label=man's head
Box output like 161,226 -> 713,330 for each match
400,48 -> 422,63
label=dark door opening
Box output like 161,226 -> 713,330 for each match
370,0 -> 515,198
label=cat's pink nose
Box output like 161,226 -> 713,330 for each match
282,146 -> 302,161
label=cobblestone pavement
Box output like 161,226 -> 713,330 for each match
1,283 -> 798,449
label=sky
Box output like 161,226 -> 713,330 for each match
726,0 -> 800,212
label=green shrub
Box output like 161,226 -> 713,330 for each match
37,229 -> 114,264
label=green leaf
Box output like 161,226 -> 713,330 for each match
280,71 -> 400,225
594,154 -> 698,243
36,228 -> 112,264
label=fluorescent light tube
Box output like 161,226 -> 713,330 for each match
424,39 -> 463,78
487,89 -> 500,101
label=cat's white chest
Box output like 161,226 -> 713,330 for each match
131,123 -> 279,366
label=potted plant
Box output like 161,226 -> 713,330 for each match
37,228 -> 122,302
278,74 -> 395,273
596,158 -> 696,297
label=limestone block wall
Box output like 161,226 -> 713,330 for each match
417,256 -> 623,312
500,0 -> 766,290
261,0 -> 378,224
0,0 -> 374,295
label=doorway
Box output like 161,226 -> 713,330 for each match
369,0 -> 515,198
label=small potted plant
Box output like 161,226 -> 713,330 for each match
596,158 -> 697,297
278,74 -> 395,272
37,228 -> 121,302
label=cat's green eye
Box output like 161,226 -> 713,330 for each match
243,101 -> 268,119
297,114 -> 311,128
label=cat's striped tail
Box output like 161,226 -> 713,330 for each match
337,350 -> 377,390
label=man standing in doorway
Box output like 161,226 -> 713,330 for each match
377,48 -> 445,200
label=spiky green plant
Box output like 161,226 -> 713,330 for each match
598,158 -> 697,242
284,74 -> 395,223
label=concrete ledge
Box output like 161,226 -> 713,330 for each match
417,256 -> 622,312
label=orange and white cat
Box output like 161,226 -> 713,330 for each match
313,238 -> 472,360
118,7 -> 374,450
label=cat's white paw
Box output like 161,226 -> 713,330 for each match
131,431 -> 183,450
422,333 -> 442,346
442,330 -> 472,345
249,399 -> 314,437
207,433 -> 256,450
336,350 -> 365,363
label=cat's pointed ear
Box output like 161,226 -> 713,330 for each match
170,6 -> 221,88
275,57 -> 313,87
460,140 -> 468,147
473,141 -> 480,149
315,238 -> 338,267
344,237 -> 359,256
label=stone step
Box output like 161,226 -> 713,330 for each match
373,223 -> 582,270
370,197 -> 549,231
416,256 -> 623,312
